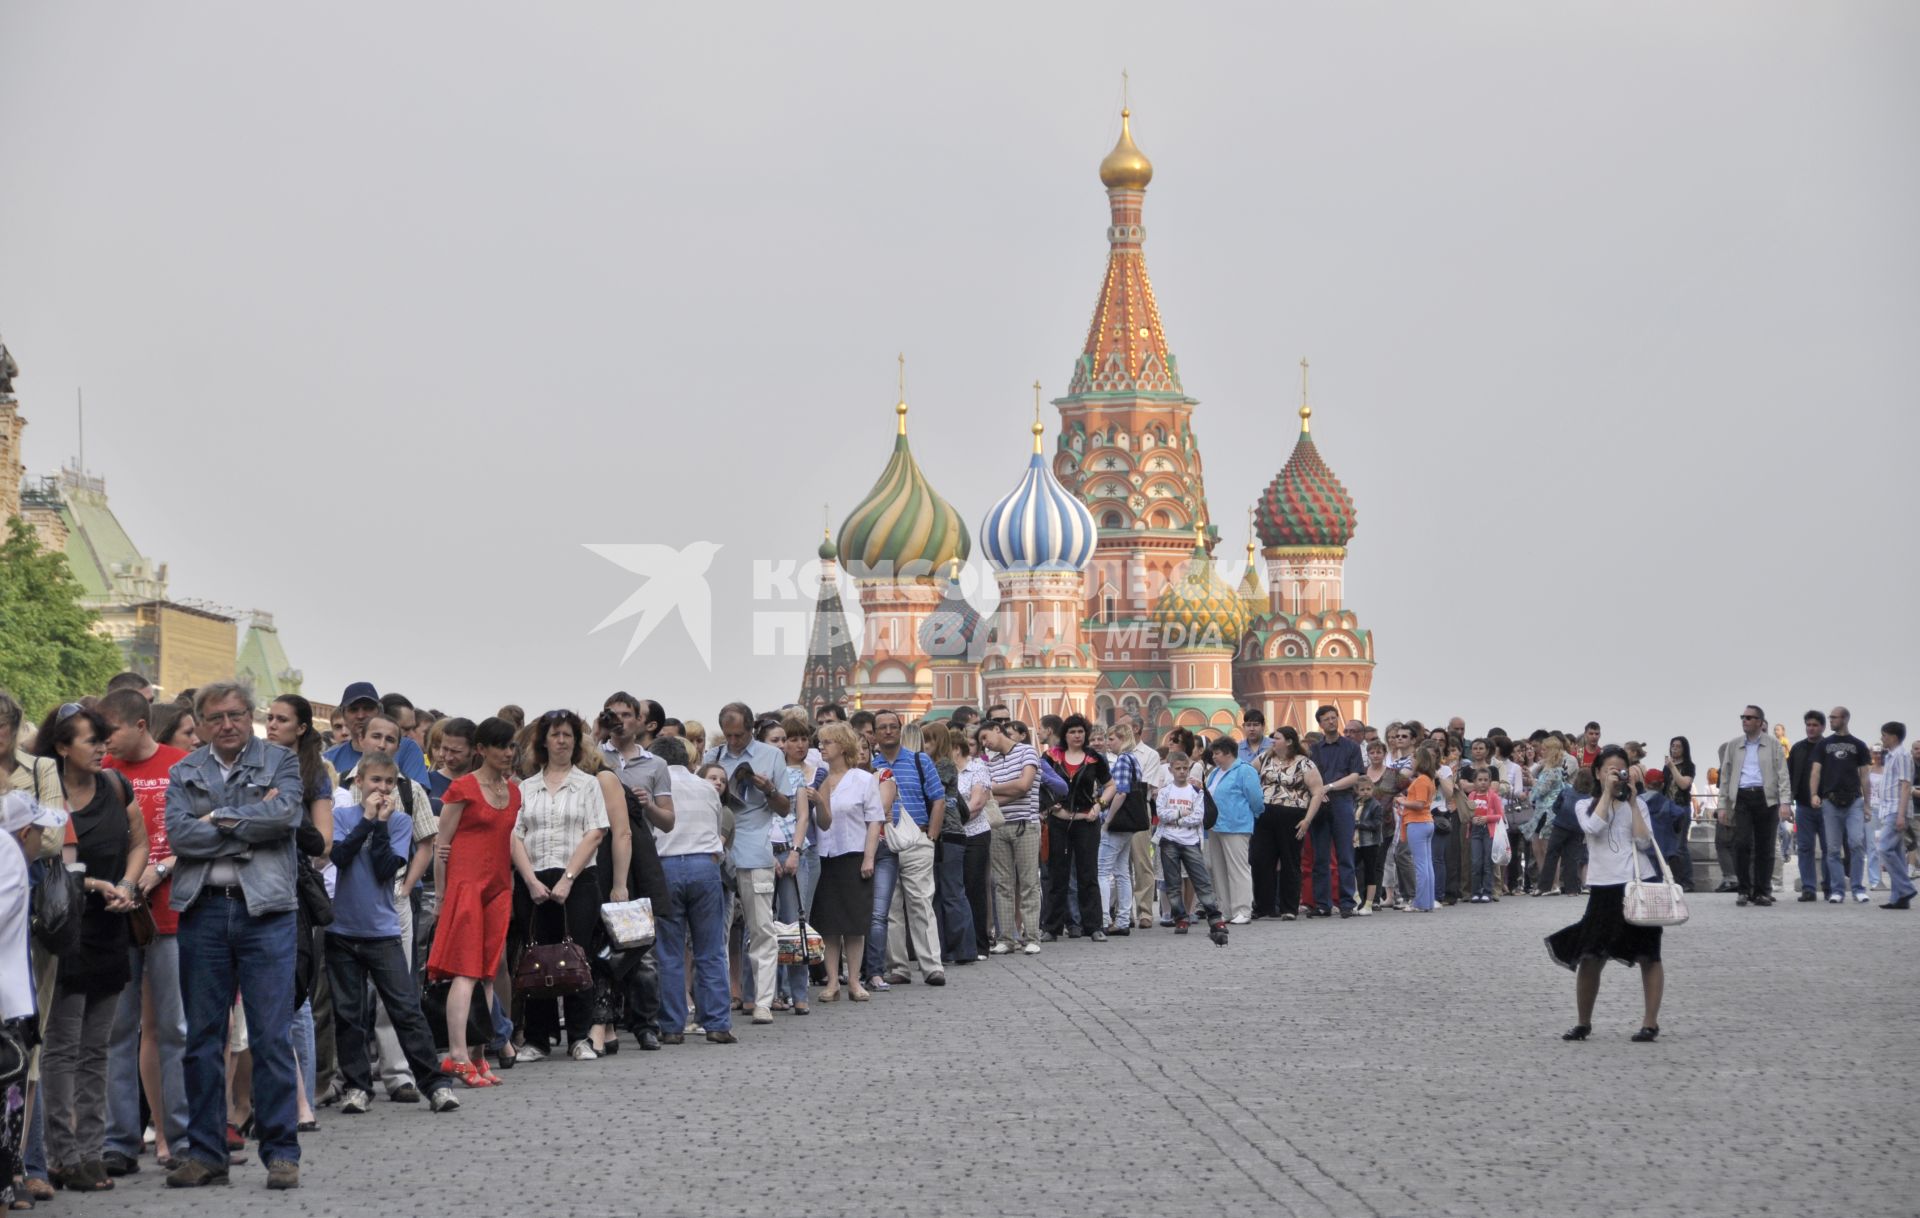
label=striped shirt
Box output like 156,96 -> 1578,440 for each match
986,743 -> 1043,822
514,768 -> 609,872
873,747 -> 945,828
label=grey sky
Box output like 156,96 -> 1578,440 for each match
3,2 -> 1915,749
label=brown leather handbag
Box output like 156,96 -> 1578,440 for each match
513,935 -> 593,996
518,891 -> 591,998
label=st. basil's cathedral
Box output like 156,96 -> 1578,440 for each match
798,107 -> 1375,734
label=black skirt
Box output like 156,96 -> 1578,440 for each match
811,853 -> 872,937
1545,882 -> 1662,970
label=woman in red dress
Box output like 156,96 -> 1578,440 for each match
428,716 -> 521,1087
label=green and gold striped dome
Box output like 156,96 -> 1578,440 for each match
1153,530 -> 1248,651
837,401 -> 971,580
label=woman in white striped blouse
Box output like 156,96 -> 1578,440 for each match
511,710 -> 609,1061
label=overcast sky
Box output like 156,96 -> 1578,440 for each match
3,2 -> 1915,749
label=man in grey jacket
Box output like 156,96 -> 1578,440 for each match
162,683 -> 305,1190
1716,704 -> 1794,907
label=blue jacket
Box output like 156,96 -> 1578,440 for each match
165,738 -> 305,917
1552,783 -> 1584,833
1205,760 -> 1263,835
1644,789 -> 1691,858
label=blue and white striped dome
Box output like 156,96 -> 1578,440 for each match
982,430 -> 1098,573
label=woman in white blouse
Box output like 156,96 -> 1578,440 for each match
1545,746 -> 1667,1043
808,723 -> 883,1002
511,710 -> 609,1061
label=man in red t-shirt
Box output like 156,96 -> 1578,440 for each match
99,688 -> 189,1175
1577,721 -> 1602,768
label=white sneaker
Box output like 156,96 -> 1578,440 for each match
1828,894 -> 1843,904
1228,914 -> 1250,925
686,1023 -> 705,1034
340,1088 -> 371,1115
751,1005 -> 774,1025
989,942 -> 1011,955
428,1087 -> 460,1114
569,1040 -> 599,1060
1022,941 -> 1042,955
1857,892 -> 1871,903
515,1044 -> 545,1063
1354,905 -> 1373,917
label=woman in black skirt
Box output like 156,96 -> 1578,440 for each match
1546,745 -> 1666,1042
808,723 -> 885,1002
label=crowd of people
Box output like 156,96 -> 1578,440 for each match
0,675 -> 1912,1196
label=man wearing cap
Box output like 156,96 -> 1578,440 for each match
326,682 -> 430,787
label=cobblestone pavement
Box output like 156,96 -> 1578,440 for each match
109,892 -> 1914,1218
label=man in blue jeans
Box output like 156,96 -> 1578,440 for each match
652,737 -> 734,1044
1809,706 -> 1873,903
1308,706 -> 1366,917
162,684 -> 305,1190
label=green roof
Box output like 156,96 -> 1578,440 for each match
237,618 -> 302,700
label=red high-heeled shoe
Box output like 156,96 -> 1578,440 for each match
475,1051 -> 503,1085
440,1056 -> 492,1088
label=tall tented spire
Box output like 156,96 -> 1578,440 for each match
799,508 -> 857,712
1070,105 -> 1179,397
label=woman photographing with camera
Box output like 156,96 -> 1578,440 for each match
1546,745 -> 1667,1043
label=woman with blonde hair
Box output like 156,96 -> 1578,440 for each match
808,723 -> 882,1001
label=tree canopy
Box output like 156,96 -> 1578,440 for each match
0,516 -> 124,722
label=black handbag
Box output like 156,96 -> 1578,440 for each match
423,979 -> 495,1051
1107,779 -> 1151,835
297,859 -> 335,927
30,856 -> 83,954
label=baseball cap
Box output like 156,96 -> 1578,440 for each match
339,681 -> 380,709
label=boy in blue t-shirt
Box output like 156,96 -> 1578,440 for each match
327,750 -> 459,1114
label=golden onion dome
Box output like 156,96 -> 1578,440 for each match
1099,108 -> 1153,190
1152,529 -> 1247,651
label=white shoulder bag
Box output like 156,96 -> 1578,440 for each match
1623,841 -> 1689,927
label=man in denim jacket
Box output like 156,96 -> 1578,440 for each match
162,683 -> 305,1191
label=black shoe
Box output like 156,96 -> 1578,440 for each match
1089,930 -> 1108,942
1797,891 -> 1817,902
1631,1025 -> 1660,1043
1754,894 -> 1774,906
1881,897 -> 1912,910
1736,894 -> 1750,907
658,1033 -> 685,1045
600,1038 -> 620,1055
165,1159 -> 230,1189
101,1152 -> 139,1178
1066,926 -> 1082,939
1338,908 -> 1352,919
639,1029 -> 661,1050
1561,1024 -> 1591,1042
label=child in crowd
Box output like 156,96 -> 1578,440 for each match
1153,752 -> 1219,936
1465,765 -> 1505,903
1353,779 -> 1387,915
326,751 -> 459,1114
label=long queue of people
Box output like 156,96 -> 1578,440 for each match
0,676 -> 1913,1198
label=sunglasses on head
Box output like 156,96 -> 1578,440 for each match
56,702 -> 85,724
541,709 -> 573,722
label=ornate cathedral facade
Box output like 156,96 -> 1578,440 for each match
798,108 -> 1374,733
